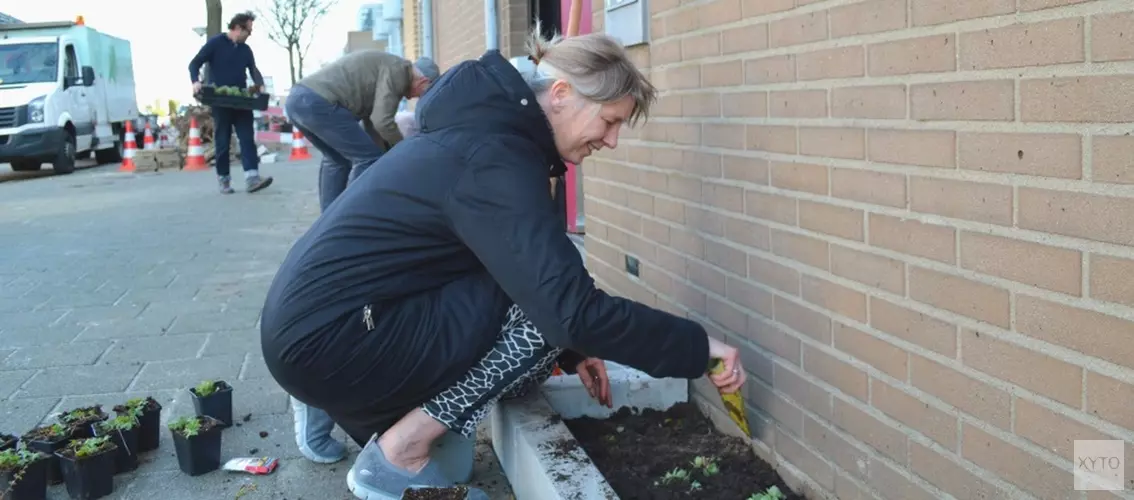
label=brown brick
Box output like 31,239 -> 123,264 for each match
872,379 -> 958,449
769,10 -> 828,48
799,127 -> 865,160
959,18 -> 1085,70
651,39 -> 682,66
911,0 -> 1014,26
769,90 -> 828,118
870,297 -> 957,357
745,55 -> 795,84
681,33 -> 721,61
831,85 -> 907,119
834,323 -> 908,380
1090,254 -> 1134,308
1015,398 -> 1113,458
829,0 -> 907,38
911,80 -> 1015,121
722,91 -> 768,118
910,355 -> 1012,429
747,125 -> 797,155
1085,371 -> 1134,431
750,254 -> 800,295
747,316 -> 801,362
702,60 -> 744,87
1018,187 -> 1134,247
699,0 -> 742,28
959,232 -> 1082,295
722,154 -> 769,185
868,129 -> 956,168
771,161 -> 828,195
1093,135 -> 1134,185
1015,295 -> 1134,371
681,93 -> 722,117
740,0 -> 793,16
664,9 -> 699,36
721,23 -> 769,54
910,267 -> 1010,328
804,344 -> 869,402
745,377 -> 805,435
799,201 -> 864,242
796,46 -> 865,81
776,295 -> 833,343
869,214 -> 957,264
745,190 -> 797,225
803,415 -> 871,484
910,441 -> 1010,499
1021,76 -> 1134,123
867,457 -> 941,500
831,245 -> 905,295
775,367 -> 832,424
961,424 -> 1075,499
958,132 -> 1082,179
803,275 -> 867,322
703,123 -> 745,149
960,329 -> 1083,407
868,34 -> 956,76
1092,12 -> 1134,62
776,428 -> 836,491
771,229 -> 829,270
1019,0 -> 1090,10
658,64 -> 701,90
909,177 -> 1013,225
832,398 -> 908,464
830,168 -> 907,208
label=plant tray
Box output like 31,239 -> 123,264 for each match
196,87 -> 269,111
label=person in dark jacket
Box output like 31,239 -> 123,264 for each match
188,11 -> 273,195
260,25 -> 746,500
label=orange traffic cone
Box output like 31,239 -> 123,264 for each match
289,129 -> 312,161
143,123 -> 155,150
183,117 -> 208,171
119,121 -> 137,172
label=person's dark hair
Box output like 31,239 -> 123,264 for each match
228,12 -> 256,31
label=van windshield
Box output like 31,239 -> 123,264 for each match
0,42 -> 59,85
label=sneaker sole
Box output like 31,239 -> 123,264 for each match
291,399 -> 347,464
346,468 -> 400,500
247,177 -> 274,193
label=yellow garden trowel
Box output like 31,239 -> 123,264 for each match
709,359 -> 750,437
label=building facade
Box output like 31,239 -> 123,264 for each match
421,0 -> 1134,499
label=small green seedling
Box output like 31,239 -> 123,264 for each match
24,423 -> 68,442
60,406 -> 104,425
689,480 -> 702,492
0,445 -> 47,493
690,455 -> 720,476
68,436 -> 113,458
120,398 -> 146,418
747,485 -> 787,500
654,467 -> 691,486
169,416 -> 202,438
194,380 -> 218,397
99,415 -> 139,432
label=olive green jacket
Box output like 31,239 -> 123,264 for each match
296,50 -> 413,147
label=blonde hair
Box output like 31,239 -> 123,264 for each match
524,22 -> 657,127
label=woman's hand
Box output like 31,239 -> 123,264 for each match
575,358 -> 612,408
707,337 -> 746,394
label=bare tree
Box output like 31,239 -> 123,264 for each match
261,0 -> 335,85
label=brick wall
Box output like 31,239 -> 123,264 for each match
432,0 -> 530,70
403,0 -> 422,60
584,0 -> 1134,498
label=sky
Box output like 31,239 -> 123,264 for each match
4,0 -> 371,108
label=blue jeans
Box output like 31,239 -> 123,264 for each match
285,85 -> 385,211
211,106 -> 259,177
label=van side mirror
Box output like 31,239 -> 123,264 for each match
81,66 -> 95,86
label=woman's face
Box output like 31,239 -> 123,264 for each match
546,80 -> 634,165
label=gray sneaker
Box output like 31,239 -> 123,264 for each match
346,434 -> 489,500
218,176 -> 235,194
291,397 -> 347,464
246,175 -> 273,193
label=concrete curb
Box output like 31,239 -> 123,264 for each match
491,363 -> 688,500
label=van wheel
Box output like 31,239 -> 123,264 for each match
10,160 -> 42,171
95,134 -> 124,164
52,131 -> 77,175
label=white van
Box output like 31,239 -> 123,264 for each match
0,17 -> 139,174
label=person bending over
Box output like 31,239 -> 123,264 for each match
260,24 -> 746,500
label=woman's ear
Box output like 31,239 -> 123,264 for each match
549,79 -> 573,110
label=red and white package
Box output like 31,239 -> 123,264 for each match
223,457 -> 279,475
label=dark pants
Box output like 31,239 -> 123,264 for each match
211,106 -> 259,177
263,272 -> 562,446
285,85 -> 386,212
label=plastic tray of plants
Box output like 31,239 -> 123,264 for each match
195,85 -> 269,111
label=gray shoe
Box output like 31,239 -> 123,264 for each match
346,434 -> 489,500
291,397 -> 347,464
246,175 -> 273,193
430,431 -> 475,483
218,176 -> 235,194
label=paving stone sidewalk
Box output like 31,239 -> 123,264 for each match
0,161 -> 514,500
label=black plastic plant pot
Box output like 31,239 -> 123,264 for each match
22,431 -> 70,486
56,445 -> 117,500
58,408 -> 108,440
2,456 -> 50,500
170,416 -> 223,476
112,398 -> 162,453
93,428 -> 138,475
189,382 -> 233,428
0,434 -> 16,451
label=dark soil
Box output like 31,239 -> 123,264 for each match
401,486 -> 468,500
564,403 -> 803,500
58,405 -> 108,431
113,396 -> 161,415
22,423 -> 69,442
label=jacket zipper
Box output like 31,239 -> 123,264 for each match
362,305 -> 375,331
